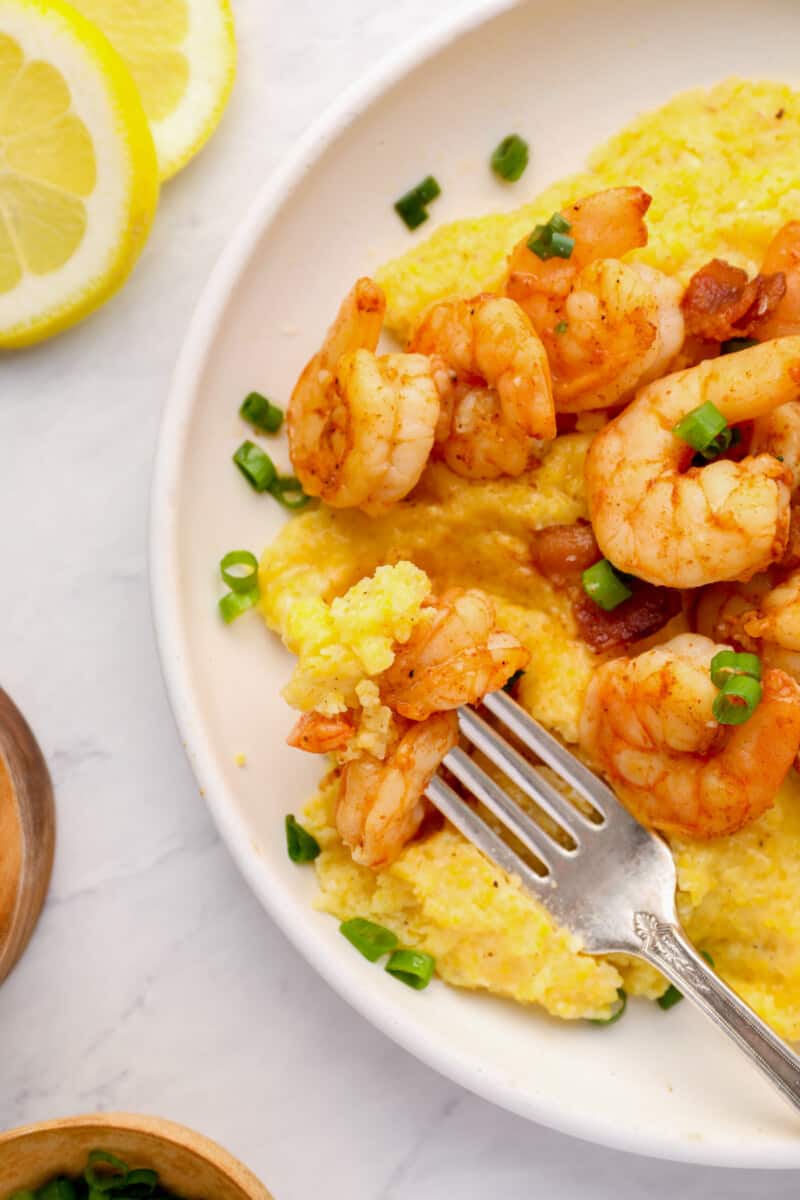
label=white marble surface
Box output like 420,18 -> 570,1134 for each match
2,1 -> 800,1195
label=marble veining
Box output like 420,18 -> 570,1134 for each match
3,1 -> 800,1195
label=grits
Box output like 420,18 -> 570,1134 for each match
260,78 -> 800,1031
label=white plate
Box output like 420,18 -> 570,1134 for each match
151,0 -> 800,1166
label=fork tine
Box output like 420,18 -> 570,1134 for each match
482,690 -> 621,821
457,705 -> 594,840
425,774 -> 548,894
444,746 -> 571,868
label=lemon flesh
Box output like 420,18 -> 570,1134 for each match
68,0 -> 236,180
0,0 -> 159,348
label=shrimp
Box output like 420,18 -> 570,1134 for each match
336,711 -> 459,868
754,221 -> 800,341
506,187 -> 684,411
408,294 -> 555,478
579,633 -> 800,838
379,588 -> 530,720
695,570 -> 800,680
288,278 -> 440,514
585,338 -> 800,588
287,711 -> 354,753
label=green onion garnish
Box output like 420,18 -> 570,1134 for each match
9,1192 -> 37,1200
84,1151 -> 128,1191
386,948 -> 436,990
673,400 -> 728,454
123,1171 -> 159,1198
340,917 -> 399,962
503,668 -> 525,694
233,440 -> 277,492
581,559 -> 633,612
712,674 -> 762,725
240,391 -> 284,433
589,988 -> 627,1025
395,176 -> 441,230
220,549 -> 259,593
527,212 -> 574,260
696,424 -> 739,462
490,133 -> 529,182
656,983 -> 683,1010
37,1183 -> 76,1200
218,589 -> 259,624
721,337 -> 759,355
270,475 -> 312,510
285,813 -> 321,863
554,320 -> 569,334
710,649 -> 761,688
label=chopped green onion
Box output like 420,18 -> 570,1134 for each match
673,400 -> 728,454
710,649 -> 761,688
549,231 -> 575,258
84,1152 -> 128,1191
240,391 -> 284,433
270,475 -> 312,510
581,559 -> 633,612
218,588 -> 259,624
395,176 -> 441,229
656,983 -> 683,1010
503,668 -> 525,693
233,440 -> 277,492
490,133 -> 529,182
285,813 -> 321,863
696,424 -> 740,462
122,1171 -> 159,1198
527,212 -> 574,260
9,1192 -> 36,1200
712,674 -> 762,725
386,948 -> 436,990
554,320 -> 569,334
220,549 -> 259,593
702,949 -> 715,968
589,988 -> 627,1025
340,917 -> 399,962
37,1183 -> 76,1200
721,337 -> 759,355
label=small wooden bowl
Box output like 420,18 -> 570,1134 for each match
0,1114 -> 274,1199
0,688 -> 55,985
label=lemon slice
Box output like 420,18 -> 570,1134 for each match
0,0 -> 159,349
68,0 -> 236,180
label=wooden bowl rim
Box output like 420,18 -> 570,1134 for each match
0,1113 -> 272,1199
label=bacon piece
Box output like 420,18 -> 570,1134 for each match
682,258 -> 786,341
287,711 -> 354,754
573,583 -> 682,654
530,520 -> 600,587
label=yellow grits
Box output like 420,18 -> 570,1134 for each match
260,78 -> 800,1033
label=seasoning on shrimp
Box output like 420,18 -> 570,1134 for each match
579,633 -> 800,838
379,588 -> 530,720
336,711 -> 459,868
409,293 -> 555,478
288,278 -> 440,514
506,187 -> 684,412
585,338 -> 800,588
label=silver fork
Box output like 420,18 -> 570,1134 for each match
425,688 -> 800,1114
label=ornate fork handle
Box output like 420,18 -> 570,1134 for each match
633,912 -> 800,1113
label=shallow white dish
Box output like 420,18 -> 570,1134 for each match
151,0 -> 800,1166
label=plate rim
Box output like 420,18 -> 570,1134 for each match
149,0 -> 799,1167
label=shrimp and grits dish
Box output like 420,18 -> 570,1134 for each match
246,79 -> 800,1028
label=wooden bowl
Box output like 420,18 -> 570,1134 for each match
0,1114 -> 274,1199
0,688 -> 55,985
